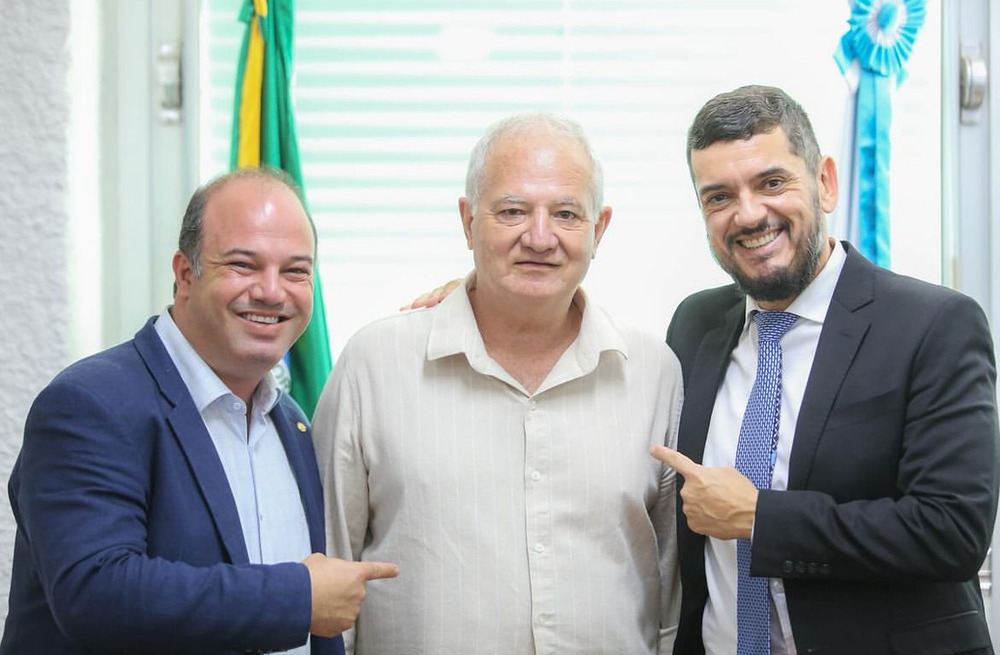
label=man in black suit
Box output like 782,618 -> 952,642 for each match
652,85 -> 999,655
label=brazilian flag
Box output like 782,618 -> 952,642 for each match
231,0 -> 332,417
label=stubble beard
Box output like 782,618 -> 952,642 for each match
711,195 -> 826,304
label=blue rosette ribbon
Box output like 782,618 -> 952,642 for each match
834,0 -> 925,268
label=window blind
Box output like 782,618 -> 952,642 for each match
199,0 -> 941,360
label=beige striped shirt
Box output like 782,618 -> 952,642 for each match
313,285 -> 682,655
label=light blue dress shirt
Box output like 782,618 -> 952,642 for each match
155,309 -> 312,655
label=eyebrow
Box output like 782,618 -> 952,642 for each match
220,248 -> 314,265
493,195 -> 584,207
754,166 -> 793,181
696,166 -> 794,198
494,195 -> 527,206
696,182 -> 726,198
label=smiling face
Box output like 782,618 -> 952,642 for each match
690,127 -> 837,309
171,176 -> 315,401
460,127 -> 611,312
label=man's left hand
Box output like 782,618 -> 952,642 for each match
650,445 -> 759,540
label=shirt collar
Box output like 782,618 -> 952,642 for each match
426,273 -> 628,386
154,307 -> 280,414
744,238 -> 847,328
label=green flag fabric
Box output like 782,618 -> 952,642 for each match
230,0 -> 332,418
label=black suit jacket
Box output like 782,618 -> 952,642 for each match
667,243 -> 999,654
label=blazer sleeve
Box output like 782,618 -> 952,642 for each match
15,376 -> 314,653
751,292 -> 1000,583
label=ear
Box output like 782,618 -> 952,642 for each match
459,197 -> 474,249
817,156 -> 838,214
172,251 -> 194,296
592,206 -> 612,258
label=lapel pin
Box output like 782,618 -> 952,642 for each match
296,421 -> 308,433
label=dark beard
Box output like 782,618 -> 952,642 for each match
711,197 -> 826,303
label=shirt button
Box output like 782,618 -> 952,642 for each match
232,401 -> 242,411
531,471 -> 541,481
534,543 -> 544,553
528,400 -> 537,411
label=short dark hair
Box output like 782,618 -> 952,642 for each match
176,167 -> 316,290
686,85 -> 821,173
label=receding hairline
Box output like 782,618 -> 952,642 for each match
204,171 -> 302,208
201,172 -> 317,248
465,112 -> 605,218
487,125 -> 594,166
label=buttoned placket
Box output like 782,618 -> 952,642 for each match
522,394 -> 557,653
225,396 -> 266,564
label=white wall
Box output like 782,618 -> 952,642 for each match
0,0 -> 74,621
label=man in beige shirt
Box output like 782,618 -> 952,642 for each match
312,114 -> 682,654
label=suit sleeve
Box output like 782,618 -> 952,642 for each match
752,293 -> 1000,583
15,378 -> 313,653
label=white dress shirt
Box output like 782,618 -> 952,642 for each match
701,242 -> 847,655
313,282 -> 683,655
155,309 -> 312,655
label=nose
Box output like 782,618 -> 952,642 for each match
734,191 -> 767,227
520,209 -> 558,251
248,268 -> 283,305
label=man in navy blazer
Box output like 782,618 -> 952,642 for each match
1,168 -> 398,654
652,86 -> 999,654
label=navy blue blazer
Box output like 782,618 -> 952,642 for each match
667,244 -> 999,654
1,318 -> 344,655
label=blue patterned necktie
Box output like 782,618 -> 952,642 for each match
734,310 -> 798,655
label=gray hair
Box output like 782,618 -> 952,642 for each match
464,113 -> 605,218
177,167 -> 316,286
686,85 -> 821,174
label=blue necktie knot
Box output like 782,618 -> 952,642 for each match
753,310 -> 798,344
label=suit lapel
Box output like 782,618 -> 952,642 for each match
788,244 -> 874,489
679,300 -> 746,463
134,319 -> 251,565
272,401 -> 326,553
674,293 -> 745,630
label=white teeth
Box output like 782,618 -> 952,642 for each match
741,231 -> 779,249
244,313 -> 279,324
